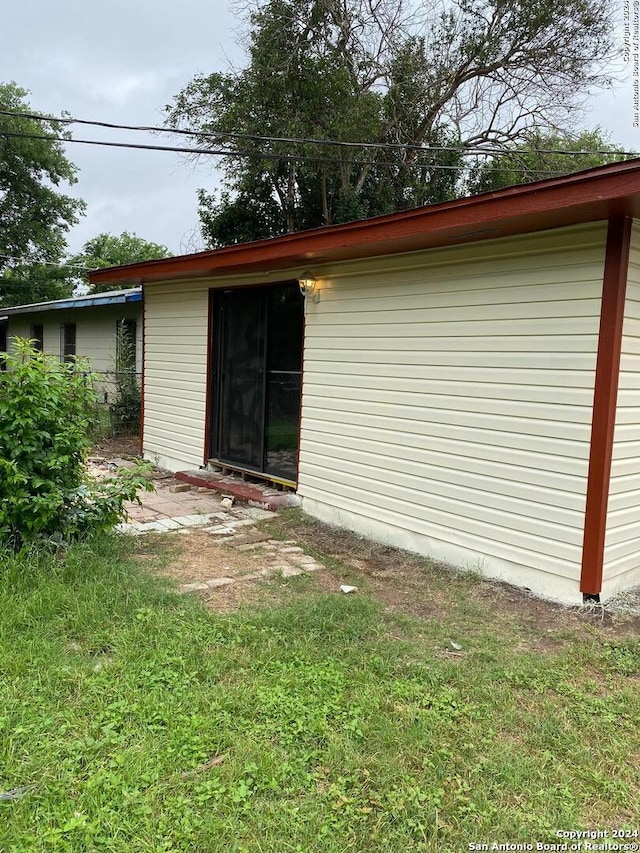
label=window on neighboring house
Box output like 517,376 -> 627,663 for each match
0,324 -> 7,371
116,319 -> 136,374
60,323 -> 76,363
30,324 -> 44,352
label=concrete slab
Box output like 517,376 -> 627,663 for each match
137,521 -> 170,533
117,472 -> 287,549
153,518 -> 183,531
290,554 -> 321,565
180,582 -> 210,593
171,514 -> 214,527
281,566 -> 304,578
218,518 -> 261,531
115,522 -> 142,535
241,507 -> 277,521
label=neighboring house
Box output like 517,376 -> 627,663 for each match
89,161 -> 640,605
0,288 -> 142,401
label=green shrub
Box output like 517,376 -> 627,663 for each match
0,338 -> 152,549
109,321 -> 141,435
109,380 -> 141,435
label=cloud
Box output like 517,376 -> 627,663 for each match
85,70 -> 166,107
20,49 -> 170,111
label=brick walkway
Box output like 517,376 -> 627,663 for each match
116,479 -> 324,593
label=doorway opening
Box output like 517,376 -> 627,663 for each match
209,282 -> 304,485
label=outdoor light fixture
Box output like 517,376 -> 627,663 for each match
298,270 -> 319,303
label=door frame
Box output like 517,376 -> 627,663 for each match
205,281 -> 303,485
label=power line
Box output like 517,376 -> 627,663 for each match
0,128 -> 435,169
0,107 -> 637,160
0,129 -> 602,176
0,254 -> 92,271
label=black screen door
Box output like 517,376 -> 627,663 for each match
211,283 -> 303,482
218,287 -> 266,469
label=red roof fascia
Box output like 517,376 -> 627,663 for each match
88,159 -> 640,286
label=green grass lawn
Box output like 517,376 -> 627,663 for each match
0,532 -> 638,852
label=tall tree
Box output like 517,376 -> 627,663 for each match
0,82 -> 84,307
165,0 -> 617,246
466,130 -> 632,194
0,264 -> 77,308
68,232 -> 172,293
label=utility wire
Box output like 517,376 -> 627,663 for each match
0,129 -> 439,169
0,129 -> 601,176
0,107 -> 637,160
0,254 -> 92,270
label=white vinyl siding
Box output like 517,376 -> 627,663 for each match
298,223 -> 607,603
142,282 -> 209,470
604,219 -> 640,596
6,304 -> 142,400
142,271 -> 305,470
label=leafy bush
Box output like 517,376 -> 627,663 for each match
109,321 -> 141,435
0,338 -> 153,549
109,381 -> 141,435
62,466 -> 154,540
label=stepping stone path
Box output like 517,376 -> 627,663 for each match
115,490 -> 324,592
177,533 -> 324,593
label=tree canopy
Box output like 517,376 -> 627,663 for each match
466,130 -> 632,194
0,264 -> 77,308
68,232 -> 172,293
165,0 -> 618,246
0,82 -> 84,307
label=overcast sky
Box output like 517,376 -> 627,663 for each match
4,0 -> 638,256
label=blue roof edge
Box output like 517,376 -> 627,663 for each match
0,287 -> 142,316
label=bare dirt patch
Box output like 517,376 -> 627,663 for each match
91,435 -> 141,460
261,512 -> 640,642
137,529 -> 341,614
133,508 -> 640,641
152,531 -> 273,581
198,568 -> 339,614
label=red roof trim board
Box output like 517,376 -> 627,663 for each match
89,159 -> 640,287
580,217 -> 632,596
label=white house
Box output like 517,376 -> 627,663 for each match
88,161 -> 640,605
0,288 -> 142,403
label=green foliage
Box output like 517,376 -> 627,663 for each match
0,339 -> 152,548
68,231 -> 172,294
166,0 -> 617,245
109,384 -> 142,436
0,261 -> 75,308
64,466 -> 153,538
109,321 -> 141,435
466,129 -> 633,193
599,639 -> 640,675
0,82 -> 85,306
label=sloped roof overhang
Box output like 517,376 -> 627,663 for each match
88,159 -> 640,288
